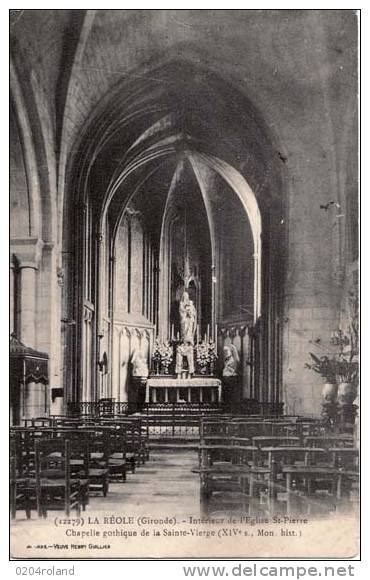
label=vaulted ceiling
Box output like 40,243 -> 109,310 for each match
10,9 -> 358,256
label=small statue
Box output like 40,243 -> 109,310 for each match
98,351 -> 108,374
222,344 -> 239,377
132,352 -> 149,378
175,341 -> 195,378
179,290 -> 197,345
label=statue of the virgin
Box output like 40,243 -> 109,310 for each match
179,290 -> 197,345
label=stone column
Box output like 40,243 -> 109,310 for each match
253,252 -> 260,321
10,239 -> 44,420
20,266 -> 37,347
10,263 -> 15,335
10,238 -> 43,348
240,326 -> 250,399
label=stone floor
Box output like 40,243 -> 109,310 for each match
10,449 -> 360,559
11,450 -> 202,525
89,449 -> 203,519
11,448 -> 359,525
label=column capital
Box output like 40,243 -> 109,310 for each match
10,238 -> 44,269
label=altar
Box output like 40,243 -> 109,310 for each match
146,376 -> 222,404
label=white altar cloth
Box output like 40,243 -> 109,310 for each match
146,376 -> 222,403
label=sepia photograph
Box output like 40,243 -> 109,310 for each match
9,8 -> 359,560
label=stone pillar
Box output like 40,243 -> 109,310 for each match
10,239 -> 45,420
20,266 -> 37,347
10,264 -> 15,335
10,238 -> 43,348
241,326 -> 250,399
253,252 -> 260,321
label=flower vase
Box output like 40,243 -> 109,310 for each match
321,382 -> 338,426
163,366 -> 169,375
337,382 -> 357,406
337,382 -> 358,426
322,382 -> 338,404
199,366 -> 207,375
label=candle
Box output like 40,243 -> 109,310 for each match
171,324 -> 174,341
215,324 -> 218,355
206,324 -> 210,342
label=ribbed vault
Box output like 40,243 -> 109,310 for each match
63,61 -> 286,405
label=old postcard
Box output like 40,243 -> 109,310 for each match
9,9 -> 359,559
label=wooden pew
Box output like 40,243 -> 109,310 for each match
35,438 -> 81,518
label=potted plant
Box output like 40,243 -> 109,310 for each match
330,329 -> 359,407
306,329 -> 359,407
305,353 -> 338,403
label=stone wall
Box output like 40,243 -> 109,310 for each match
10,10 -> 358,416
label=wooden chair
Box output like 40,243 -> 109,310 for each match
118,420 -> 144,471
304,434 -> 355,449
329,446 -> 359,470
35,438 -> 81,517
258,446 -> 326,469
199,418 -> 236,463
252,436 -> 301,464
10,437 -> 36,519
328,447 -> 359,504
134,415 -> 150,463
195,448 -> 256,503
60,431 -> 90,509
107,427 -> 127,483
139,415 -> 150,462
263,421 -> 303,438
282,464 -> 343,515
230,420 -> 268,444
23,417 -> 56,428
273,434 -> 354,515
78,426 -> 110,497
240,463 -> 279,515
196,437 -> 259,506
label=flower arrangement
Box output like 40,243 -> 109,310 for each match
334,358 -> 358,384
305,354 -> 358,384
195,341 -> 209,369
152,339 -> 162,365
305,353 -> 337,383
195,339 -> 218,373
305,329 -> 358,386
152,339 -> 173,373
208,339 -> 217,365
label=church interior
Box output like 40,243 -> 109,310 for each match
10,10 -> 359,533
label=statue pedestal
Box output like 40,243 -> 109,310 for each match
146,376 -> 222,404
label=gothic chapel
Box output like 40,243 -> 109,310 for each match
10,11 -> 358,430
